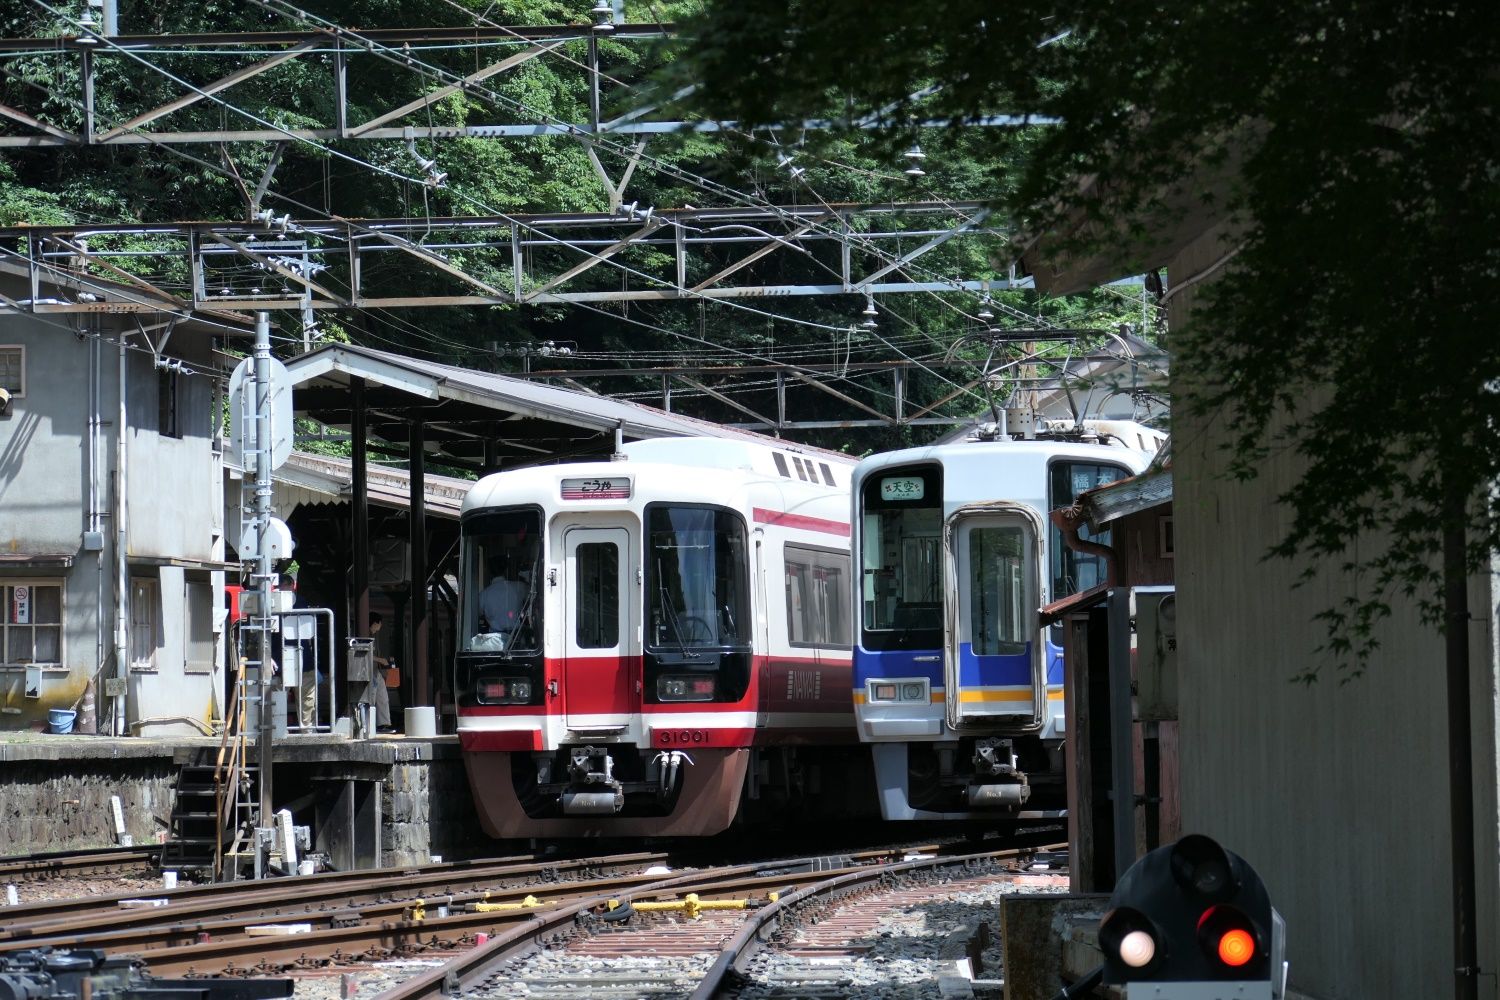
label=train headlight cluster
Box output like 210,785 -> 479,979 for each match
658,675 -> 716,701
476,678 -> 533,705
867,679 -> 929,703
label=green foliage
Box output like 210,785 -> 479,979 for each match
0,0 -> 1139,459
669,0 -> 1499,677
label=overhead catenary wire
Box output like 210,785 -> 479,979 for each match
18,2 -> 1135,418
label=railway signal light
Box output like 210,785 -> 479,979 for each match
1097,834 -> 1287,999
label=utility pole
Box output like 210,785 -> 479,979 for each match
251,311 -> 276,831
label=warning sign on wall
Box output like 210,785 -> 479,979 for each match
11,585 -> 28,625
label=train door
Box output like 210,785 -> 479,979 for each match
945,504 -> 1045,730
562,525 -> 635,730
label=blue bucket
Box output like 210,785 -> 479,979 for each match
48,709 -> 76,734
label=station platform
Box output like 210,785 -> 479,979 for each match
0,731 -> 486,865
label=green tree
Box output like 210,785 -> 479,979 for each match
666,0 -> 1500,673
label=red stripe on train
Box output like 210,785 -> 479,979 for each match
750,507 -> 850,536
461,730 -> 544,752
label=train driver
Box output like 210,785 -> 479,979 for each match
476,555 -> 528,650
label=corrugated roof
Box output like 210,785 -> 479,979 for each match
286,343 -> 847,459
273,450 -> 472,519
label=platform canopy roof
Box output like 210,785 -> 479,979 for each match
285,342 -> 793,470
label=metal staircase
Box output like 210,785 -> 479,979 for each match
158,655 -> 258,878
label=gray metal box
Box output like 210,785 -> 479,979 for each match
1133,586 -> 1178,722
347,637 -> 374,683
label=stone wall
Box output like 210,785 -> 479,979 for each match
0,736 -> 492,865
0,754 -> 177,853
383,750 -> 487,866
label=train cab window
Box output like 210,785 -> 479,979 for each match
966,525 -> 1027,656
785,545 -> 851,647
646,505 -> 750,650
461,507 -> 543,653
1047,461 -> 1129,601
860,464 -> 943,649
574,542 -> 619,649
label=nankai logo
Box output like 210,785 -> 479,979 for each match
785,670 -> 822,701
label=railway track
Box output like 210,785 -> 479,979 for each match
371,839 -> 1063,1000
0,835 -> 1061,995
0,852 -> 667,951
0,844 -> 940,976
0,845 -> 160,881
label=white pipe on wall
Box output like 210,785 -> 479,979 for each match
114,334 -> 128,737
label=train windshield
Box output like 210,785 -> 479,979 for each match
860,464 -> 943,648
461,507 -> 543,653
1047,461 -> 1129,599
646,505 -> 749,650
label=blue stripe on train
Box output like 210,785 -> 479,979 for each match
955,642 -> 1034,688
854,644 -> 1040,689
852,648 -> 943,687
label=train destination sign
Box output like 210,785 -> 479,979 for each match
561,477 -> 632,500
880,476 -> 925,501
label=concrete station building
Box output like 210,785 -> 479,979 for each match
0,262 -> 247,738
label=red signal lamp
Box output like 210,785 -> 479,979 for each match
1218,927 -> 1256,967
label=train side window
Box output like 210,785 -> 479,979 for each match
772,452 -> 791,478
784,545 -> 852,648
575,541 -> 619,649
819,462 -> 836,486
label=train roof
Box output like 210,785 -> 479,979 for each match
462,436 -> 852,516
852,426 -> 1163,482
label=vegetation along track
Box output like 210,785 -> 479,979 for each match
372,840 -> 1062,1000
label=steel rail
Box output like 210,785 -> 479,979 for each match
0,845 -> 160,880
10,843 -> 935,956
689,843 -> 1058,999
136,862 -> 798,977
0,852 -> 658,935
7,863 -> 710,956
365,864 -> 768,1000
368,841 -> 1008,1000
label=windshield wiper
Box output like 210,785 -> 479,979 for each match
501,555 -> 541,660
655,560 -> 700,659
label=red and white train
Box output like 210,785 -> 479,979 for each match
454,437 -> 872,837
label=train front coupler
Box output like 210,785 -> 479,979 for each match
965,737 -> 1031,807
561,745 -> 625,815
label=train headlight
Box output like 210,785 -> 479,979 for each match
868,680 -> 928,703
477,678 -> 533,705
658,675 -> 715,701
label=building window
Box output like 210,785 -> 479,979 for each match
130,577 -> 162,672
784,545 -> 852,648
0,346 -> 23,397
158,368 -> 180,438
184,580 -> 215,674
1,582 -> 62,667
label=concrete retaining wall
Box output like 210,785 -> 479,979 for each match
0,735 -> 489,865
0,758 -> 176,852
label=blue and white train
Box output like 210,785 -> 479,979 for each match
850,419 -> 1165,821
